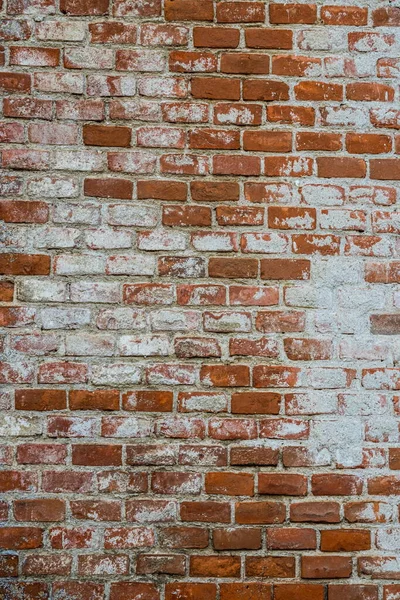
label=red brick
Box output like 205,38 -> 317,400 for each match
0,121 -> 25,143
22,554 -> 72,576
190,128 -> 240,150
246,556 -> 296,578
0,253 -> 50,275
265,156 -> 314,177
270,3 -> 317,23
235,501 -> 284,524
269,206 -> 316,230
17,444 -> 67,465
15,389 -> 66,411
243,131 -> 291,152
261,259 -> 310,280
163,205 -> 211,226
89,21 -> 137,43
217,206 -> 264,226
312,474 -> 363,496
0,554 -> 18,577
136,554 -> 184,575
158,256 -> 206,277
160,154 -> 208,175
292,234 -> 341,256
42,471 -> 93,493
166,584 -> 216,600
284,338 -> 332,360
213,527 -> 261,550
84,177 -> 133,199
370,159 -> 400,180
272,55 -> 321,77
213,154 -> 261,176
205,472 -> 254,495
267,105 -> 314,125
231,392 -> 281,415
181,501 -> 231,523
69,390 -> 119,411
0,307 -> 35,328
192,77 -> 240,100
177,284 -> 226,306
291,502 -> 341,523
209,257 -> 258,279
370,315 -> 400,335
53,582 -> 104,600
138,179 -> 187,201
321,5 -> 368,25
256,311 -> 305,333
194,27 -> 240,48
0,583 -> 49,600
320,530 -> 371,552
191,180 -> 239,201
220,583 -> 272,600
346,134 -> 391,155
0,527 -> 43,549
49,527 -> 95,549
260,418 -> 309,440
114,0 -> 160,17
61,0 -> 109,14
302,557 -> 352,579
161,526 -> 208,549
246,28 -> 293,49
78,554 -> 128,576
296,132 -> 342,151
10,46 -> 59,67
190,555 -> 241,577
217,2 -> 265,22
14,499 -> 65,522
229,285 -> 278,306
72,445 -> 122,466
0,200 -> 48,223
229,337 -> 279,358
295,81 -> 343,101
151,471 -> 201,494
123,390 -> 173,412
268,528 -> 316,550
71,500 -> 122,521
373,7 -> 400,26
165,0 -> 213,21
258,473 -> 307,495
329,586 -> 378,600
317,157 -> 366,179
170,50 -> 217,73
344,501 -> 390,523
253,365 -> 301,388
274,584 -> 324,600
83,124 -> 131,147
347,83 -> 394,102
214,102 -> 262,126
221,52 -> 269,74
0,280 -> 14,302
231,446 -> 279,466
243,79 -> 289,101
0,72 -> 31,93
201,364 -> 250,387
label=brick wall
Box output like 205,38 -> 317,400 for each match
1,0 -> 400,598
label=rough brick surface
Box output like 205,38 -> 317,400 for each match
1,0 -> 400,596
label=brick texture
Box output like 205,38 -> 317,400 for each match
1,0 -> 400,596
